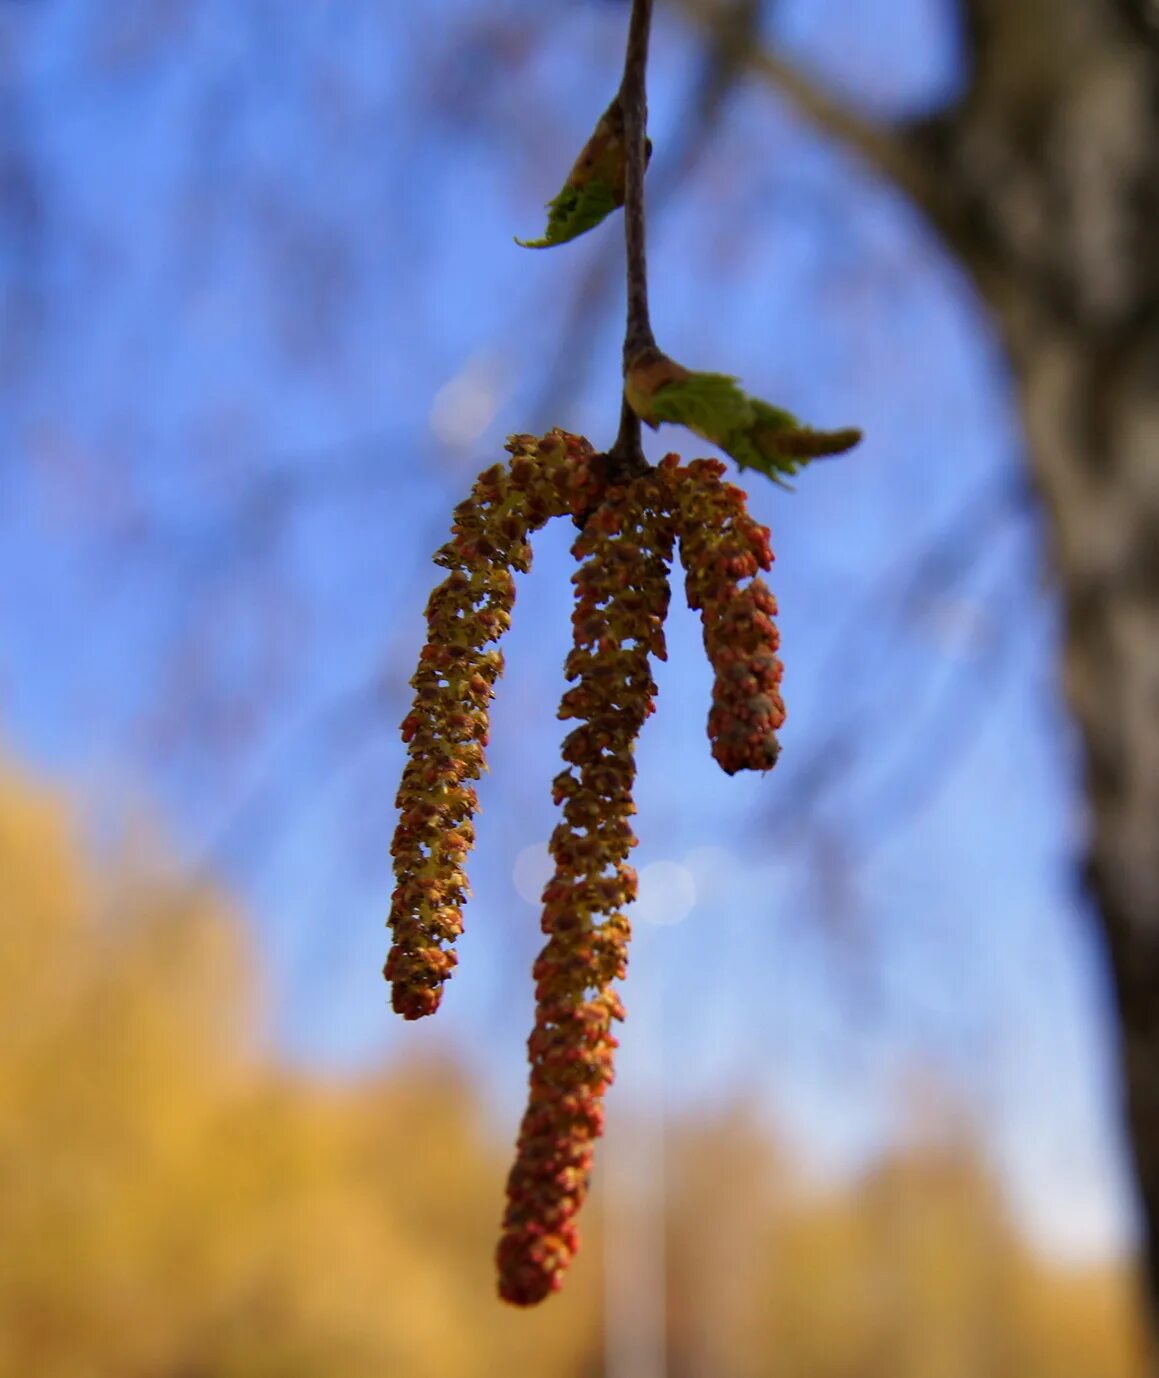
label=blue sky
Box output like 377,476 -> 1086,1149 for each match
0,0 -> 1137,1263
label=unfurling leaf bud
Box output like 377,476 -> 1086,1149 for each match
625,346 -> 861,487
516,95 -> 652,250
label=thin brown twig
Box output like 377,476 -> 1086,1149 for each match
619,0 -> 655,362
608,0 -> 656,476
528,4 -> 752,434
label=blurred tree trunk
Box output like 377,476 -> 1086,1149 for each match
686,0 -> 1159,1333
919,1 -> 1159,1329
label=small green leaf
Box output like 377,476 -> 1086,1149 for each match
749,396 -> 798,437
516,179 -> 621,249
516,96 -> 649,249
645,370 -> 754,440
625,347 -> 861,486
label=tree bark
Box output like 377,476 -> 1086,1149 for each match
919,0 -> 1159,1330
1014,308 -> 1159,1315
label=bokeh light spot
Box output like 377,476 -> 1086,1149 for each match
635,859 -> 697,927
513,842 -> 553,905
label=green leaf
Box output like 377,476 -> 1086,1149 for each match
749,396 -> 798,437
516,95 -> 649,249
515,179 -> 621,249
645,370 -> 755,440
625,348 -> 861,486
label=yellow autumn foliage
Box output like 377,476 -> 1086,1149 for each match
0,767 -> 600,1377
0,759 -> 1150,1377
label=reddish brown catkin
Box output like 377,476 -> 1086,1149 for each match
662,456 -> 785,775
387,431 -> 606,1020
496,470 -> 675,1306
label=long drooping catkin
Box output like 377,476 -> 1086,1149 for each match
386,432 -> 605,1019
496,469 -> 674,1305
389,434 -> 795,1305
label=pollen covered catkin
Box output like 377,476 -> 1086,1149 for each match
496,470 -> 674,1305
388,434 -> 797,1305
386,432 -> 606,1019
663,456 -> 785,775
